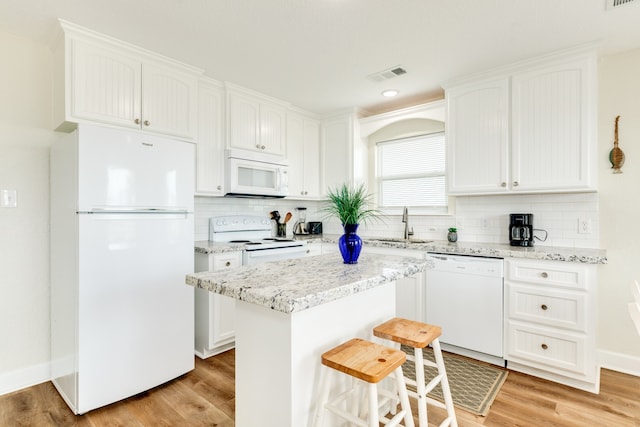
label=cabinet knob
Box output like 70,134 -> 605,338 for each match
541,304 -> 548,311
217,185 -> 222,190
304,191 -> 308,195
261,145 -> 266,150
541,343 -> 548,350
513,181 -> 519,187
306,249 -> 310,254
225,261 -> 231,267
301,191 -> 304,195
143,120 -> 150,126
541,272 -> 548,278
134,118 -> 141,125
501,182 -> 507,187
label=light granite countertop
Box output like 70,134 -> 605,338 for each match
186,253 -> 431,313
195,236 -> 607,264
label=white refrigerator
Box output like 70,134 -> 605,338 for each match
50,124 -> 195,414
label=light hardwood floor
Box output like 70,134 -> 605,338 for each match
2,349 -> 639,426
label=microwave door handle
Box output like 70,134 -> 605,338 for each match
276,168 -> 282,191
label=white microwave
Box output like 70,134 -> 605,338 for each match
225,150 -> 289,198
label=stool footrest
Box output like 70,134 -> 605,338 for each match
425,374 -> 444,394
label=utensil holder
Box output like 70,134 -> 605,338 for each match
277,223 -> 287,237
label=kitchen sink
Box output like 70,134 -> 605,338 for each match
367,238 -> 434,244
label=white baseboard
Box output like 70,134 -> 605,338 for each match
0,362 -> 50,396
597,349 -> 640,377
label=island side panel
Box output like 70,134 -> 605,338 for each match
234,282 -> 397,427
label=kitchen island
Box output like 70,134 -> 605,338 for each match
186,252 -> 430,427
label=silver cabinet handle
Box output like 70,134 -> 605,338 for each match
541,343 -> 548,350
143,120 -> 150,126
541,272 -> 548,278
541,304 -> 548,311
513,181 -> 519,186
217,185 -> 222,190
225,261 -> 231,267
135,118 -> 141,124
501,182 -> 507,187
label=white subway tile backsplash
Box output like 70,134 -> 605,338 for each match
195,192 -> 600,248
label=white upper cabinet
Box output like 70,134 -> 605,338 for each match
445,46 -> 597,195
196,78 -> 225,196
226,86 -> 287,158
446,78 -> 510,193
53,20 -> 201,140
287,111 -> 321,199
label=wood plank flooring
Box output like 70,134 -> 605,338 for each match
1,349 -> 639,426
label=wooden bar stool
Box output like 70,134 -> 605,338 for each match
374,318 -> 458,427
313,337 -> 415,427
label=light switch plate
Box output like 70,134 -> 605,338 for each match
0,189 -> 17,208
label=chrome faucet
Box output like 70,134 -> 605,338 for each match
402,206 -> 413,240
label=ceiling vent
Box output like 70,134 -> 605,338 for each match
367,66 -> 408,83
606,0 -> 637,10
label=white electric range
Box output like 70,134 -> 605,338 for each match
209,215 -> 308,265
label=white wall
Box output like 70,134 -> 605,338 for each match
597,48 -> 640,370
0,31 -> 61,394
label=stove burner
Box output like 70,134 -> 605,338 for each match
229,240 -> 251,243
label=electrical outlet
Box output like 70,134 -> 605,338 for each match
0,189 -> 17,208
578,218 -> 592,234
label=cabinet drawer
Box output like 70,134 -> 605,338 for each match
507,259 -> 591,290
507,284 -> 586,331
506,321 -> 591,379
211,252 -> 243,270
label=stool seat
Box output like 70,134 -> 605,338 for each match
322,338 -> 406,383
374,317 -> 442,348
373,318 -> 458,427
314,338 -> 415,427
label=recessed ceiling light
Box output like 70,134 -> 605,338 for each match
381,89 -> 399,97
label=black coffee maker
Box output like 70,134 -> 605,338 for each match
510,214 -> 534,247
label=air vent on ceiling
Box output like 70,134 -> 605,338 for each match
367,66 -> 408,83
606,0 -> 637,10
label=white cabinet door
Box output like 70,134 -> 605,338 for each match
287,111 -> 320,199
227,90 -> 286,157
196,79 -> 225,195
228,91 -> 260,152
321,114 -> 354,194
260,102 -> 286,156
446,78 -> 510,194
141,63 -> 198,140
511,56 -> 596,192
71,39 -> 141,130
194,251 -> 242,358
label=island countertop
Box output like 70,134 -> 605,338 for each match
186,253 -> 431,314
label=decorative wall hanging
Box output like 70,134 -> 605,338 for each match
609,115 -> 625,174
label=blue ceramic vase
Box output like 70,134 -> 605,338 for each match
338,224 -> 362,264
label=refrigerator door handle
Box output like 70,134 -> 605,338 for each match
79,208 -> 191,214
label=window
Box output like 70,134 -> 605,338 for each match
376,132 -> 446,208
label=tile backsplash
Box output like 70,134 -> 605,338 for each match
195,192 -> 600,248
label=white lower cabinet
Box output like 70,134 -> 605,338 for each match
304,242 -> 323,257
505,258 -> 598,392
194,251 -> 242,358
365,246 -> 425,322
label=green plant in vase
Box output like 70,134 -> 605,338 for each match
447,227 -> 458,243
323,183 -> 380,263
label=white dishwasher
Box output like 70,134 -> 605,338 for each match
426,253 -> 504,365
